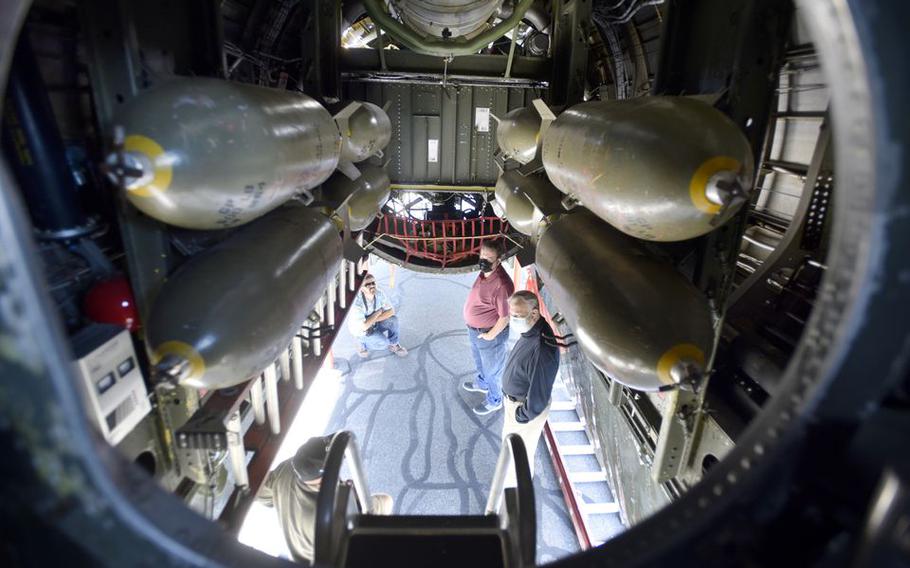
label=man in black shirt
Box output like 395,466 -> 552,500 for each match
500,290 -> 560,483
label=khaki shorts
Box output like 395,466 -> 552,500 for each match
502,397 -> 551,487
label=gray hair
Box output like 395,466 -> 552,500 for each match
509,290 -> 540,312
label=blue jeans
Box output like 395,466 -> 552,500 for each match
359,316 -> 401,351
467,325 -> 509,406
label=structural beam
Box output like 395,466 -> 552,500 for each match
339,49 -> 550,82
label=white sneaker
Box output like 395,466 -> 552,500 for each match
461,380 -> 489,394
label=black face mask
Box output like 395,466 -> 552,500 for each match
479,258 -> 494,272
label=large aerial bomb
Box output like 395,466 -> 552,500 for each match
536,209 -> 715,391
494,170 -> 564,237
337,101 -> 392,164
147,203 -> 342,390
495,106 -> 542,165
107,77 -> 341,230
321,165 -> 392,231
541,96 -> 754,242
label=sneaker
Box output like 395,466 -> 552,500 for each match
472,399 -> 503,416
358,346 -> 369,358
389,344 -> 408,357
461,380 -> 489,394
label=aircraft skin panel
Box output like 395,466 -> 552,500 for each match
541,282 -> 738,523
342,80 -> 539,185
590,375 -> 670,526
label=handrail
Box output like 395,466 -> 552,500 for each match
362,0 -> 534,57
313,431 -> 372,566
485,434 -> 536,565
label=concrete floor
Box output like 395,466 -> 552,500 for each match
324,258 -> 579,564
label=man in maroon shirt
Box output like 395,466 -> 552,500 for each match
461,239 -> 515,415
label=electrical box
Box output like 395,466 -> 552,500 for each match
72,324 -> 151,445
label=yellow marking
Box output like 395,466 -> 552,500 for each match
328,210 -> 345,231
14,130 -> 34,166
656,343 -> 705,386
152,340 -> 205,381
4,105 -> 35,166
389,264 -> 397,289
688,156 -> 741,214
124,135 -> 173,197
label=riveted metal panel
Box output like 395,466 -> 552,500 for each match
470,86 -> 496,182
507,87 -> 526,110
426,115 -> 442,181
455,86 -> 474,184
412,114 -> 429,181
440,86 -> 458,183
343,80 -> 540,185
365,82 -> 384,105
413,85 -> 441,115
394,84 -> 414,181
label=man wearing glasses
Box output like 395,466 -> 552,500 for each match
348,273 -> 408,358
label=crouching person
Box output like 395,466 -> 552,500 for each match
349,273 -> 408,358
257,435 -> 394,564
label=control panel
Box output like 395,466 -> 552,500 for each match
72,324 -> 151,445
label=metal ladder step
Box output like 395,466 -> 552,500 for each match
545,376 -> 623,548
581,502 -> 621,515
569,470 -> 608,483
560,444 -> 595,456
549,421 -> 586,432
772,110 -> 826,120
762,159 -> 809,177
551,400 -> 577,411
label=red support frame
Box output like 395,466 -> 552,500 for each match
544,423 -> 593,550
373,214 -> 510,268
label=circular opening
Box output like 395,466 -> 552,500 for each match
1,0 -> 904,565
702,454 -> 720,475
134,451 -> 157,477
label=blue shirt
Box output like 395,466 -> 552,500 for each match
348,288 -> 393,337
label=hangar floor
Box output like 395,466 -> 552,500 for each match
241,258 -> 584,563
